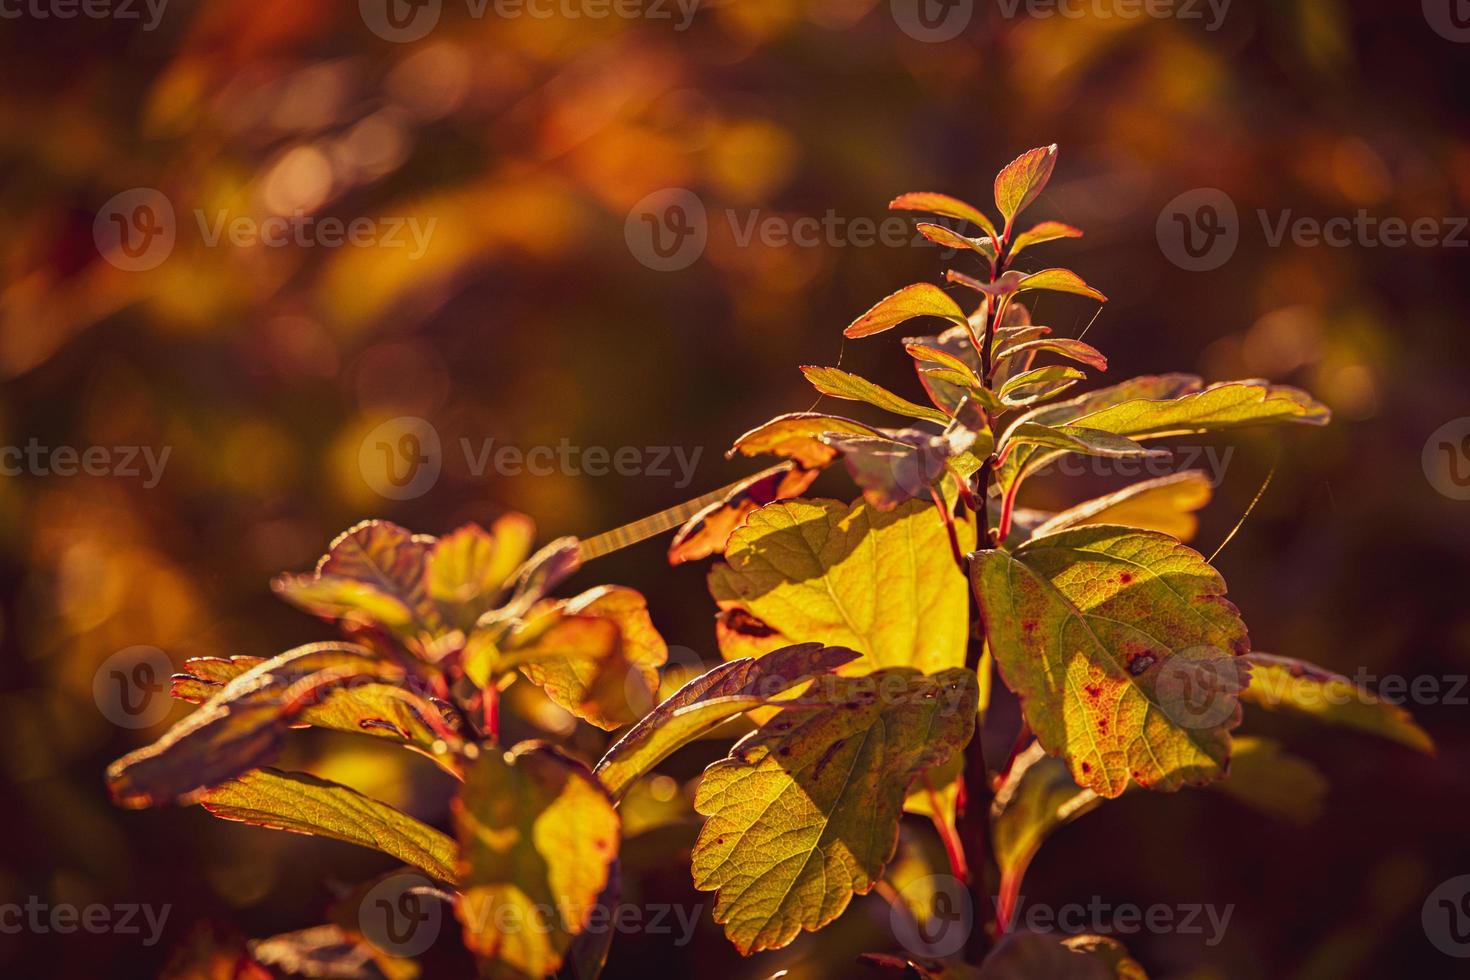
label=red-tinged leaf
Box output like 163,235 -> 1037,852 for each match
107,644 -> 421,808
845,283 -> 968,339
171,656 -> 265,703
1008,220 -> 1083,259
994,145 -> 1058,228
1000,423 -> 1168,463
728,412 -> 884,469
972,526 -> 1251,798
669,463 -> 820,565
1014,268 -> 1107,303
890,192 -> 1000,241
998,338 -> 1108,373
594,643 -> 860,799
946,269 -> 989,293
916,222 -> 997,261
905,326 -> 992,415
1240,653 -> 1434,753
801,365 -> 953,424
821,427 -> 987,511
273,521 -> 442,639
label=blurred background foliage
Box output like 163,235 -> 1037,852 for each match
1,0 -> 1467,976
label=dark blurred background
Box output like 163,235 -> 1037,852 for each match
2,0 -> 1468,976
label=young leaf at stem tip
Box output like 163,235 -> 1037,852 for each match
994,144 -> 1058,231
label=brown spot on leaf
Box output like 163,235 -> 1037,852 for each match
723,608 -> 778,638
1118,572 -> 1134,584
1126,652 -> 1157,676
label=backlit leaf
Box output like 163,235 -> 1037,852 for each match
1212,736 -> 1327,825
916,222 -> 997,262
801,365 -> 953,424
1008,221 -> 1083,260
1013,268 -> 1106,303
1240,653 -> 1433,753
454,742 -> 619,980
991,743 -> 1100,920
709,497 -> 973,672
821,426 -> 988,511
980,932 -> 1146,979
691,667 -> 978,953
427,515 -> 536,631
844,283 -> 969,339
994,145 -> 1058,227
890,192 -> 1000,241
728,412 -> 884,469
1031,471 -> 1214,543
669,463 -> 820,566
972,526 -> 1251,797
594,643 -> 860,799
107,644 -> 424,808
507,586 -> 668,730
1001,423 -> 1168,463
905,326 -> 994,415
1063,379 -> 1331,439
251,925 -> 417,980
274,521 -> 441,640
200,768 -> 458,883
997,338 -> 1107,373
997,366 -> 1088,408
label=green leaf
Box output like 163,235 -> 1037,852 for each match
905,326 -> 999,415
454,742 -> 620,980
709,497 -> 974,672
1001,423 -> 1167,462
200,768 -> 458,883
997,366 -> 1088,408
1239,653 -> 1433,753
801,365 -> 953,424
1013,268 -> 1106,303
1063,379 -> 1331,438
890,192 -> 1000,241
1008,221 -> 1083,260
991,325 -> 1052,359
991,743 -> 1100,915
728,412 -> 884,469
844,283 -> 969,339
972,526 -> 1250,798
107,644 -> 426,808
994,145 -> 1058,228
1211,736 -> 1327,825
691,667 -> 978,953
916,222 -> 997,262
594,643 -> 860,799
1031,471 -> 1214,543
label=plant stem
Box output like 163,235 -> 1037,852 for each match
923,774 -> 969,883
483,681 -> 501,745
